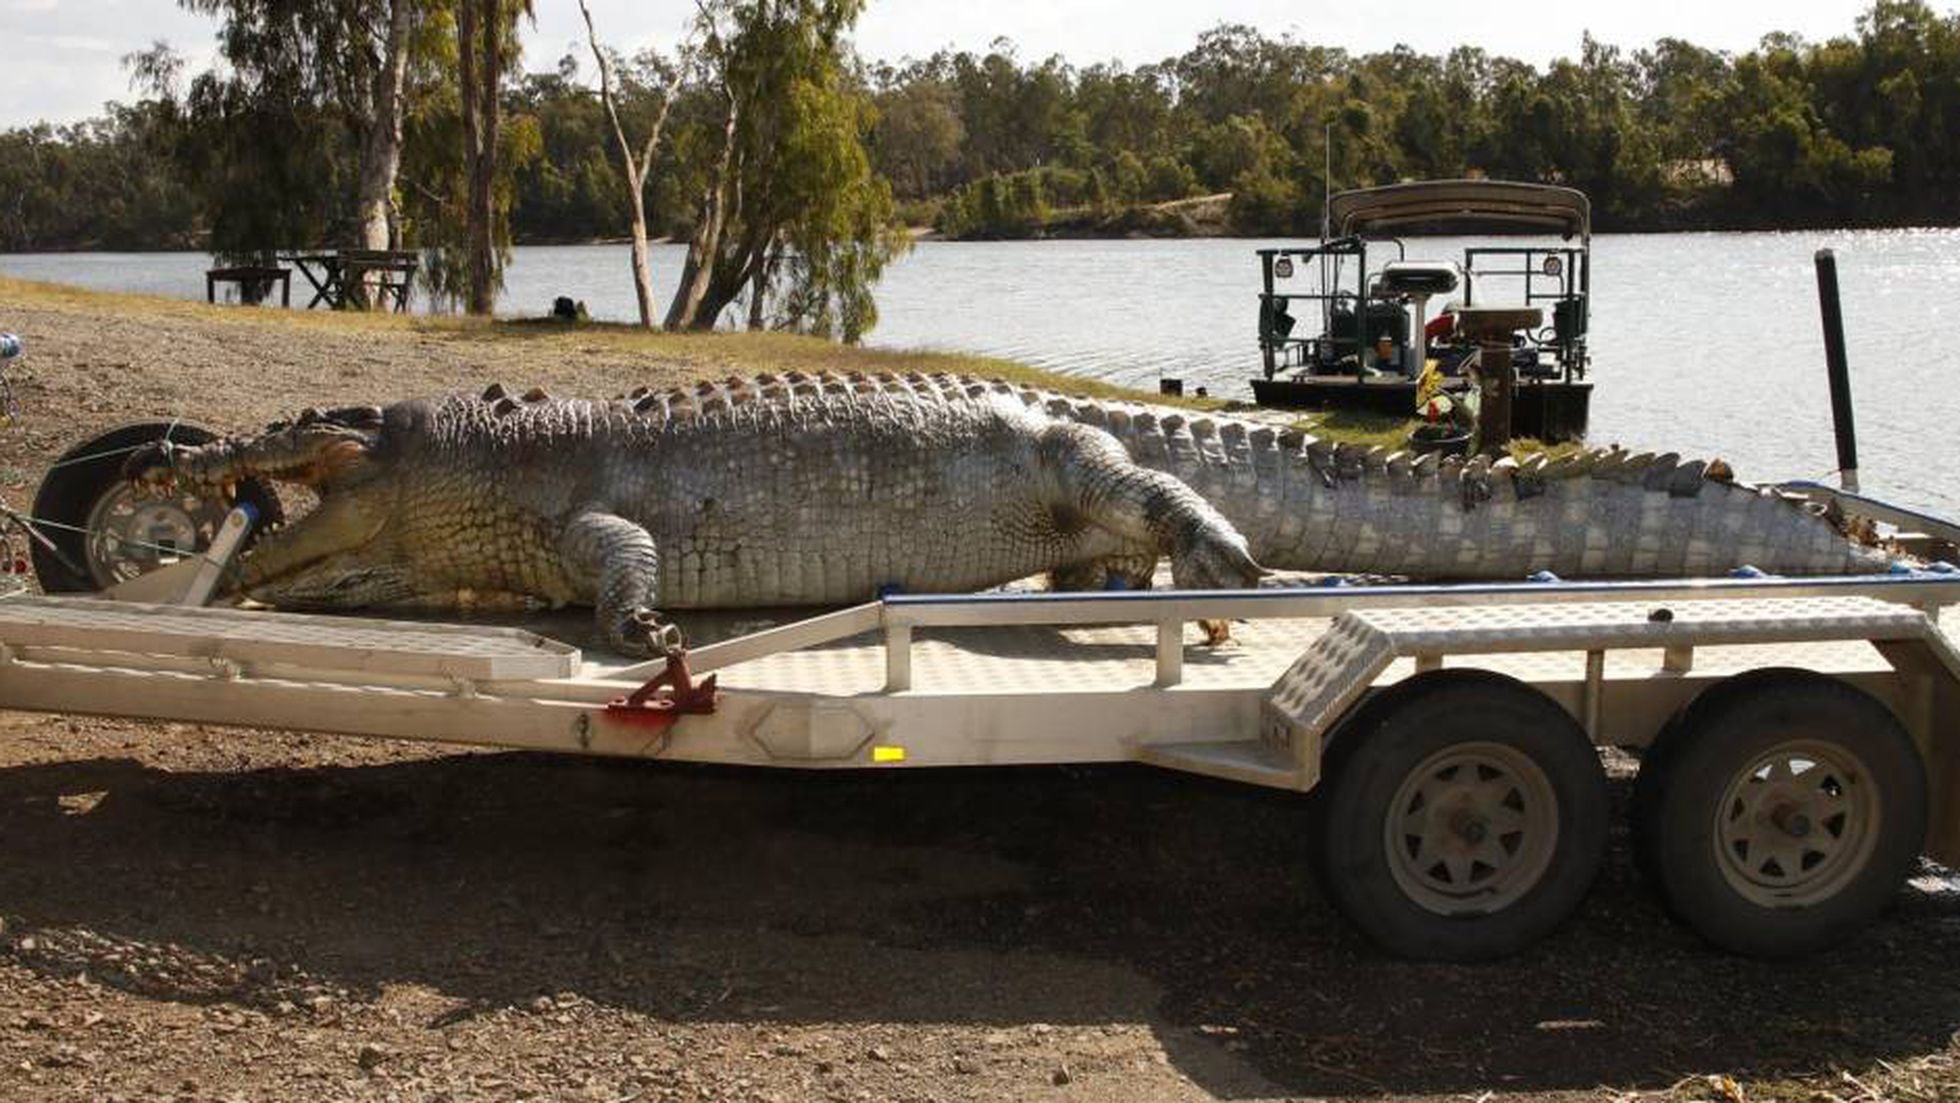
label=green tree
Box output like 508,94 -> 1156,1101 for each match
665,0 -> 907,341
177,0 -> 431,274
871,79 -> 966,198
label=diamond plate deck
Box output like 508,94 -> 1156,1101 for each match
703,597 -> 1942,701
1261,596 -> 1940,757
711,618 -> 1329,696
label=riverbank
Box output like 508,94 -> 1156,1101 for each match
1,276 -> 1959,1103
0,273 -> 1242,486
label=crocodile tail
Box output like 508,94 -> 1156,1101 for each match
1033,393 -> 1887,579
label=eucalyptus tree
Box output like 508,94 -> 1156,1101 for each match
456,0 -> 533,314
577,0 -> 687,328
178,0 -> 431,255
665,0 -> 906,341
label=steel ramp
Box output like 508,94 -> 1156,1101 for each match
0,596 -> 581,681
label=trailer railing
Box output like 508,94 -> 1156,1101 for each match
615,571 -> 1960,694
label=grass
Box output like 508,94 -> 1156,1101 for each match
1,273 -> 1244,405
0,273 -> 1581,449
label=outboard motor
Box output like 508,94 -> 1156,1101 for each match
1378,262 -> 1461,375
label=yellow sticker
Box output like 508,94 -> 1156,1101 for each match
871,745 -> 906,763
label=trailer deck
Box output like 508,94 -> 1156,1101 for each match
0,577 -> 1951,776
1,481 -> 1956,959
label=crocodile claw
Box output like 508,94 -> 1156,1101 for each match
613,605 -> 685,658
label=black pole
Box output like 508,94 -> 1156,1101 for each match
1814,248 -> 1859,492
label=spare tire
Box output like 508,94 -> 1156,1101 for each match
28,421 -> 282,593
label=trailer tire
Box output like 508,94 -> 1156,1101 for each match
29,422 -> 282,593
1313,672 -> 1609,961
1631,669 -> 1926,958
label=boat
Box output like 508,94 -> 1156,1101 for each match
1249,179 -> 1594,443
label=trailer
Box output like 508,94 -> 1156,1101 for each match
0,469 -> 1956,962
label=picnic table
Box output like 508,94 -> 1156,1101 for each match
205,265 -> 291,307
279,249 -> 419,312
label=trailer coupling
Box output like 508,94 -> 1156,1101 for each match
603,652 -> 720,733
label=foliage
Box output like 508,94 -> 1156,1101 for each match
6,0 -> 1960,262
0,105 -> 200,251
665,0 -> 907,341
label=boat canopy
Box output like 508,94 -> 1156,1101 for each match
1327,180 -> 1591,239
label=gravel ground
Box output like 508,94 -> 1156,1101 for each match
1,281 -> 1958,1103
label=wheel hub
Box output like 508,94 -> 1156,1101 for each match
83,482 -> 231,588
1385,742 -> 1561,916
1714,739 -> 1879,907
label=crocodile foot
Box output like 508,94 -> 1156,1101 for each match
1171,531 -> 1265,591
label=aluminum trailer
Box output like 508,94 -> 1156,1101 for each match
0,481 -> 1956,962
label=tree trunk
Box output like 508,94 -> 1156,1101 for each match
459,0 -> 499,316
457,0 -> 481,309
666,92 -> 740,330
351,0 -> 413,311
691,217 -> 768,329
356,0 -> 412,253
746,244 -> 768,330
579,0 -> 679,329
625,185 -> 656,328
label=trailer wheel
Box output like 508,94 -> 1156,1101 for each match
29,422 -> 282,593
1314,673 -> 1609,961
1632,670 -> 1926,957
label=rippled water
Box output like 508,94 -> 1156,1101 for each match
2,231 -> 1953,515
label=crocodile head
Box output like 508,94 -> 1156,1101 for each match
126,403 -> 430,608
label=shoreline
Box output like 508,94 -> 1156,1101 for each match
10,219 -> 1960,256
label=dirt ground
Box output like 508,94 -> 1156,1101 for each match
1,281 -> 1959,1103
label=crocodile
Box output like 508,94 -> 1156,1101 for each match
126,371 -> 1886,656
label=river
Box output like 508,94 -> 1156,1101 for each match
0,232 -> 1952,517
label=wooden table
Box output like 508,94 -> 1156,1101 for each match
205,265 -> 291,307
280,250 -> 419,312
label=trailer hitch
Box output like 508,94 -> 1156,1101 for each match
603,651 -> 719,732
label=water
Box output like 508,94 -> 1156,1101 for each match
1,232 -> 1952,516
